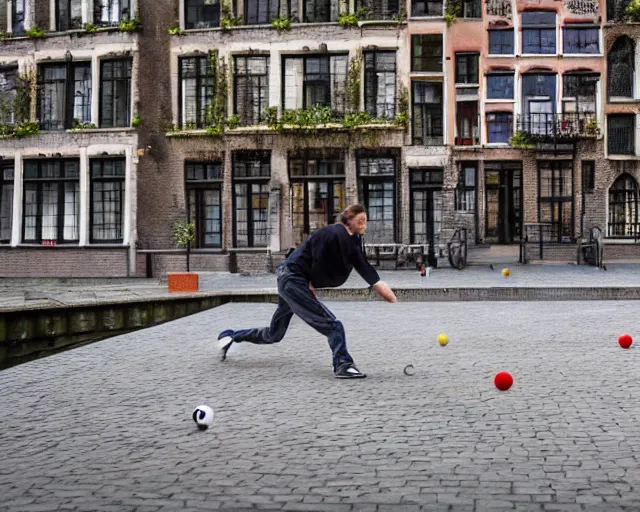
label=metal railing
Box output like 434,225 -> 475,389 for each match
516,112 -> 598,140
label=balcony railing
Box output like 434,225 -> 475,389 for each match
516,112 -> 598,140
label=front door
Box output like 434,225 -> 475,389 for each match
485,164 -> 522,244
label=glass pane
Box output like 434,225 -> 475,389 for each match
23,184 -> 38,241
0,182 -> 12,241
64,182 -> 79,241
203,188 -> 221,247
292,182 -> 306,246
235,182 -> 248,248
252,183 -> 269,247
308,181 -> 329,234
42,183 -> 58,242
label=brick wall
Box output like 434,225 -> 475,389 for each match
148,253 -> 230,277
0,248 -> 131,277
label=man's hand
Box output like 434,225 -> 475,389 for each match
373,281 -> 397,303
309,282 -> 317,298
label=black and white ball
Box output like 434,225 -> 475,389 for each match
192,405 -> 214,430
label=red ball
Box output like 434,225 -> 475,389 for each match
619,334 -> 633,349
494,371 -> 513,391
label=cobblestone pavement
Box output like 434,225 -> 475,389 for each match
2,301 -> 640,511
2,264 -> 640,311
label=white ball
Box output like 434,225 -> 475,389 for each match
192,405 -> 214,430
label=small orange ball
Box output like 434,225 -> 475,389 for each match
619,334 -> 633,349
502,268 -> 510,277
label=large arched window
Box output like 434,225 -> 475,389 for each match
608,36 -> 635,98
609,173 -> 640,237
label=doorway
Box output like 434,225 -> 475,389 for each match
485,162 -> 522,244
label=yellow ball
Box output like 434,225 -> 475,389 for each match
437,333 -> 448,346
502,268 -> 510,277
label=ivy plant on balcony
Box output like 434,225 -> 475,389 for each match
84,23 -> 98,33
168,25 -> 184,35
271,17 -> 291,31
26,26 -> 46,39
338,8 -> 370,27
509,131 -> 535,149
120,18 -> 141,32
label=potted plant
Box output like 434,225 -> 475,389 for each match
168,221 -> 198,292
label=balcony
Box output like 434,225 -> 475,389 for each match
516,113 -> 599,141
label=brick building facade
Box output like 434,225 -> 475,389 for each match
1,0 -> 640,277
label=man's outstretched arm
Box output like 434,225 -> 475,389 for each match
372,281 -> 397,303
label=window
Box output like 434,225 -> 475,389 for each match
100,59 -> 132,128
608,37 -> 634,99
411,35 -> 443,72
57,0 -> 83,31
460,0 -> 481,17
90,159 -> 125,243
185,162 -> 223,248
23,160 -> 80,245
563,27 -> 599,54
608,114 -> 635,155
179,56 -> 215,129
364,51 -> 396,119
234,56 -> 269,126
456,101 -> 479,145
410,168 -> 443,246
0,67 -> 18,125
37,63 -> 92,130
412,81 -> 443,146
538,161 -> 573,242
357,153 -> 396,243
304,0 -> 340,22
12,0 -> 26,35
232,151 -> 271,248
356,0 -> 400,20
245,0 -> 279,24
522,73 -> 556,135
455,163 -> 476,212
0,164 -> 13,243
486,73 -> 514,99
522,11 -> 556,54
486,112 -> 512,143
185,0 -> 220,29
609,173 -> 639,237
455,53 -> 479,84
283,55 -> 348,116
582,160 -> 595,192
289,150 -> 346,246
412,0 -> 444,16
488,30 -> 514,55
94,0 -> 131,27
562,74 -> 597,128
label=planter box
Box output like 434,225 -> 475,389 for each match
168,272 -> 199,293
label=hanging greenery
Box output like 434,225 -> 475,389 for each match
394,86 -> 409,128
25,26 -> 46,39
444,0 -> 461,25
271,17 -> 292,31
0,72 -> 40,138
221,1 -> 242,31
339,8 -> 370,26
346,52 -> 362,113
119,18 -> 141,32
